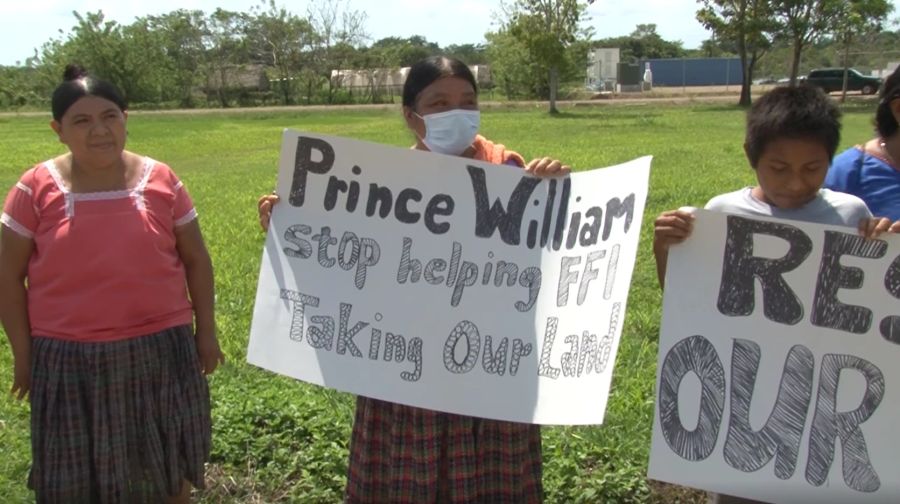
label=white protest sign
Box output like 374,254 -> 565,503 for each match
649,209 -> 900,503
247,130 -> 650,425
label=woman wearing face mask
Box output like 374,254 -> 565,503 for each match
258,56 -> 569,503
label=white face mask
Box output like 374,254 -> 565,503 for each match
415,109 -> 480,155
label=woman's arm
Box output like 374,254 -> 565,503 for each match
175,220 -> 224,375
0,226 -> 34,399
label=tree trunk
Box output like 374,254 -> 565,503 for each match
747,54 -> 759,97
738,55 -> 752,106
218,67 -> 228,108
789,37 -> 803,86
549,66 -> 559,114
736,27 -> 752,107
840,42 -> 851,103
181,80 -> 192,108
281,77 -> 290,106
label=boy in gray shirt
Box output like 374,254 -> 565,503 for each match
705,187 -> 870,227
655,86 -> 897,290
652,86 -> 899,503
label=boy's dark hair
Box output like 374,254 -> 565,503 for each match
51,64 -> 127,121
402,56 -> 478,110
745,85 -> 841,168
875,65 -> 900,139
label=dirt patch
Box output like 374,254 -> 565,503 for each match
648,479 -> 708,504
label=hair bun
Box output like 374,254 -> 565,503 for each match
63,64 -> 88,81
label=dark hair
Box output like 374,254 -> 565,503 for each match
402,56 -> 478,109
875,65 -> 900,138
745,85 -> 841,168
51,64 -> 127,121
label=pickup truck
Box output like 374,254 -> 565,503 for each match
804,68 -> 882,95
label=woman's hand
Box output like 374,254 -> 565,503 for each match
524,157 -> 571,177
858,217 -> 900,239
195,328 -> 225,376
11,356 -> 29,400
258,193 -> 280,231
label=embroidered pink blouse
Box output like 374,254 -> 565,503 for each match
1,158 -> 196,342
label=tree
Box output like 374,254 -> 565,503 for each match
749,24 -> 900,80
203,9 -> 251,107
697,0 -> 777,106
0,66 -> 39,108
485,27 -> 539,99
145,10 -> 208,107
119,19 -> 172,104
58,12 -> 127,92
444,44 -> 489,65
771,0 -> 838,85
370,36 -> 441,67
694,35 -> 738,57
491,0 -> 592,113
829,0 -> 892,101
593,24 -> 687,61
628,24 -> 687,58
307,0 -> 368,104
247,1 -> 315,105
32,11 -> 170,104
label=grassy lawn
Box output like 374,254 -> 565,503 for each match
0,101 -> 877,503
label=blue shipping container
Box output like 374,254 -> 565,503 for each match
639,58 -> 744,87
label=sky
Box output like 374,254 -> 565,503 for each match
1,0 -> 898,66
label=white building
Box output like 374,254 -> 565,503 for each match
330,64 -> 493,92
586,48 -> 620,91
872,61 -> 899,78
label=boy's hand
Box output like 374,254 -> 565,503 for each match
858,217 -> 898,240
196,329 -> 225,375
11,357 -> 29,400
258,193 -> 280,231
524,157 -> 571,177
653,209 -> 696,252
653,209 -> 696,290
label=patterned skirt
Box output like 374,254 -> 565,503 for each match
28,325 -> 211,504
346,397 -> 543,503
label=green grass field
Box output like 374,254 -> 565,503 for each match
0,101 -> 879,503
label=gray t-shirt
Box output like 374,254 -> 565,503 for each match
704,187 -> 872,227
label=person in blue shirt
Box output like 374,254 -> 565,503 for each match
825,65 -> 900,220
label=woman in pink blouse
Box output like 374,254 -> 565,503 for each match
0,65 -> 223,504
